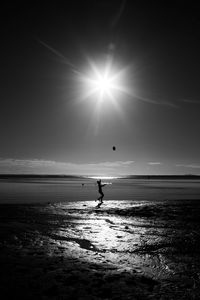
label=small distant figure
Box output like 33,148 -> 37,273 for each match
82,183 -> 85,187
96,179 -> 106,207
112,146 -> 116,151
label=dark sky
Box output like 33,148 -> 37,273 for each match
1,1 -> 200,175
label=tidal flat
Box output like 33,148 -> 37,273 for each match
0,198 -> 200,299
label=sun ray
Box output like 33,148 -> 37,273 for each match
73,57 -> 133,134
107,89 -> 125,120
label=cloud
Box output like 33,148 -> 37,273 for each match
176,164 -> 200,169
95,161 -> 134,167
0,158 -> 134,175
147,162 -> 162,165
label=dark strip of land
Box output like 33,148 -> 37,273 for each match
0,174 -> 200,180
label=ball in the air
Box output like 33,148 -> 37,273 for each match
112,146 -> 116,151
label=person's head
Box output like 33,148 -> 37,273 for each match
97,180 -> 101,184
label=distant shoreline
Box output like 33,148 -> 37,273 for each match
0,174 -> 200,180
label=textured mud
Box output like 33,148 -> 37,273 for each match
0,200 -> 200,299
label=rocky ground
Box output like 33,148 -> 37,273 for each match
0,200 -> 200,299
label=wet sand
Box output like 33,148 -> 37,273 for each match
0,199 -> 200,299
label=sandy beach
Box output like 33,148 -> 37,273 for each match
1,179 -> 200,300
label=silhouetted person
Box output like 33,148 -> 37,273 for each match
96,180 -> 106,205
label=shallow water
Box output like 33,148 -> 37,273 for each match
0,177 -> 200,203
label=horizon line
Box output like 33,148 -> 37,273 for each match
0,173 -> 200,178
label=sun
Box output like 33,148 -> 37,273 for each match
87,66 -> 118,100
77,58 -> 129,105
74,57 -> 131,133
93,73 -> 113,95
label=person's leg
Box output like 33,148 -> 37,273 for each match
100,192 -> 104,203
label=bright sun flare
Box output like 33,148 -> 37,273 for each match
89,70 -> 115,97
75,57 -> 131,133
77,58 -> 129,105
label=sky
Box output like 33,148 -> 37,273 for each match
1,1 -> 200,176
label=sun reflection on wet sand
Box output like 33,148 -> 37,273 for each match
38,199 -> 199,281
46,201 -> 166,273
2,200 -> 200,299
